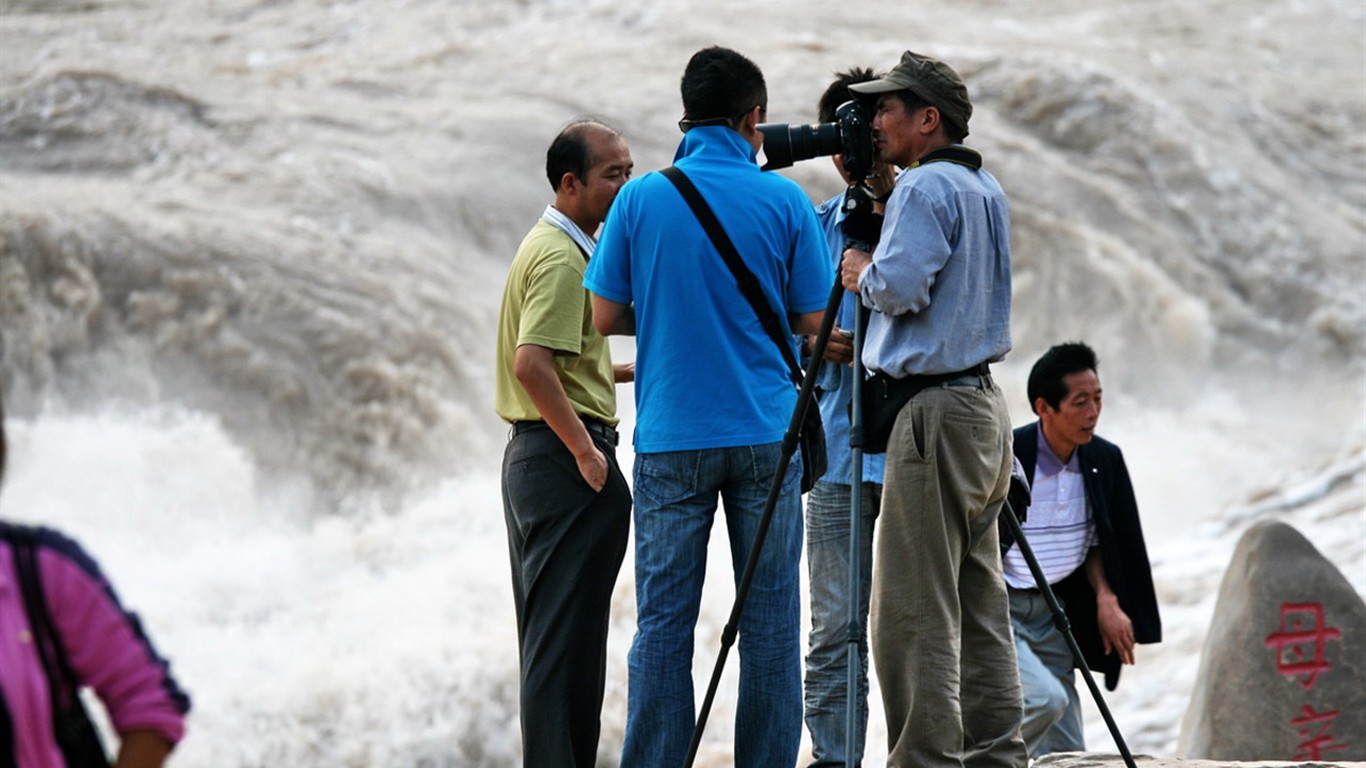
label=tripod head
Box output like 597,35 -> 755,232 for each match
841,182 -> 882,253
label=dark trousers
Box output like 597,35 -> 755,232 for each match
501,423 -> 632,767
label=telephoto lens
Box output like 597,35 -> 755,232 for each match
757,99 -> 874,175
758,121 -> 843,171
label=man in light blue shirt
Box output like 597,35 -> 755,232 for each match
840,51 -> 1025,768
800,66 -> 897,768
585,46 -> 831,767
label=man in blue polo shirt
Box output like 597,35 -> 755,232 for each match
585,45 -> 832,768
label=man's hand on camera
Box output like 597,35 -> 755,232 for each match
823,328 -> 854,366
841,248 -> 872,293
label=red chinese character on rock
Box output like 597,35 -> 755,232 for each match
1291,705 -> 1351,759
1264,602 -> 1343,690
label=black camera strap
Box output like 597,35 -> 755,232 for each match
910,145 -> 982,171
660,166 -> 804,386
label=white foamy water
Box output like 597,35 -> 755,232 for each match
2,0 -> 1363,765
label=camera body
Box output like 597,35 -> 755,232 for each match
758,99 -> 875,181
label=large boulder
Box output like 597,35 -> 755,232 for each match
1178,520 -> 1366,760
1034,755 -> 1364,768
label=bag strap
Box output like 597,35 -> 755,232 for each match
4,525 -> 110,767
8,526 -> 81,702
661,166 -> 804,386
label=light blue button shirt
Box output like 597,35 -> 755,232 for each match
858,155 -> 1012,377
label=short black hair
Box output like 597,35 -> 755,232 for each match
680,46 -> 766,129
891,89 -> 966,144
818,67 -> 878,124
545,119 -> 618,192
1027,342 -> 1099,413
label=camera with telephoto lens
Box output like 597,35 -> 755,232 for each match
758,99 -> 875,181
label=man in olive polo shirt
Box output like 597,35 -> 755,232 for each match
494,118 -> 634,767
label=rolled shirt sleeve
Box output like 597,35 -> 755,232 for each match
40,542 -> 190,745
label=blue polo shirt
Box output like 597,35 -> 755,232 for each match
585,127 -> 832,452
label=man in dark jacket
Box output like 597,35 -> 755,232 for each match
1003,342 -> 1161,757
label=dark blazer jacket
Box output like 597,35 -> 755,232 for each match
1009,421 -> 1162,690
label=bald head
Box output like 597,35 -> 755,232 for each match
546,120 -> 623,192
547,119 -> 633,234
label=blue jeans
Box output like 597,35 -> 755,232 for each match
1010,588 -> 1084,757
620,443 -> 804,768
804,480 -> 881,767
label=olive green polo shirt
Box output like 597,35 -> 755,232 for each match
494,220 -> 617,425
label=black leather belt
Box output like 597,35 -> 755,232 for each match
511,417 -> 619,447
868,362 -> 992,407
903,361 -> 992,389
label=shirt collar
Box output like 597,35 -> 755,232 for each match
1036,422 -> 1081,478
540,205 -> 596,258
673,125 -> 760,165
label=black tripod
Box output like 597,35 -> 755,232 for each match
998,500 -> 1139,768
682,177 -> 882,767
839,184 -> 880,768
681,255 -> 846,767
835,174 -> 1138,766
682,171 -> 1139,767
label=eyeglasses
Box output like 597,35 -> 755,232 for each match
678,104 -> 766,133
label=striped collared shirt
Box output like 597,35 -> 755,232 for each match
1004,428 -> 1097,588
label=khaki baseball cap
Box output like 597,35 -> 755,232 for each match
849,50 -> 972,137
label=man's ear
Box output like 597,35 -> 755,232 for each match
1033,396 -> 1050,418
920,105 -> 941,134
742,104 -> 762,132
560,172 -> 579,193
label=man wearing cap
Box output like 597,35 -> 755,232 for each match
800,66 -> 897,768
585,46 -> 831,767
495,118 -> 635,767
840,51 -> 1026,767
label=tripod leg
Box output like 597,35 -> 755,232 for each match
842,300 -> 870,768
998,502 -> 1138,768
684,277 -> 846,768
842,181 -> 880,768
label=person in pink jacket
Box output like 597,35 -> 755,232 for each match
1,397 -> 190,768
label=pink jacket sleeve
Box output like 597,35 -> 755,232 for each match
38,538 -> 190,745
